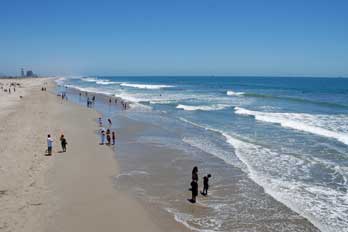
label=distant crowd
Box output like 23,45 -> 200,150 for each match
50,87 -> 213,205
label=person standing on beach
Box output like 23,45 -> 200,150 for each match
108,118 -> 112,127
60,134 -> 68,152
106,133 -> 111,145
192,166 -> 198,182
98,117 -> 103,127
47,134 -> 53,155
190,180 -> 198,203
202,174 -> 212,196
100,128 -> 106,145
112,131 -> 116,145
109,98 -> 112,104
87,97 -> 90,107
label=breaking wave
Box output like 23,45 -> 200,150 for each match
234,107 -> 348,145
176,104 -> 230,111
120,83 -> 174,89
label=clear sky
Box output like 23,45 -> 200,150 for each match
0,0 -> 347,76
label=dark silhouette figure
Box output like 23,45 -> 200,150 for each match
112,131 -> 116,145
189,180 -> 198,203
201,174 -> 212,196
192,166 -> 198,181
60,134 -> 68,152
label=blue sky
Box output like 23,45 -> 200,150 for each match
0,0 -> 347,76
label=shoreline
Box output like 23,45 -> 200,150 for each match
0,78 -> 187,232
59,81 -> 320,231
0,77 -> 320,232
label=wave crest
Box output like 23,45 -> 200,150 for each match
226,90 -> 245,96
234,107 -> 348,145
176,104 -> 229,111
120,83 -> 174,89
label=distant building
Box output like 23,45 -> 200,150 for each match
26,70 -> 34,77
21,68 -> 25,77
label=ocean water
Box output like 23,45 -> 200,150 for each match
57,76 -> 348,232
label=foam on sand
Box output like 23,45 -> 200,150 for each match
176,104 -> 229,111
234,107 -> 348,145
120,83 -> 174,89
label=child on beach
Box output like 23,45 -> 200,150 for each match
112,131 -> 116,145
60,134 -> 68,152
47,134 -> 53,155
202,174 -> 212,196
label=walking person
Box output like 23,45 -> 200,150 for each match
60,134 -> 68,152
47,134 -> 53,155
112,131 -> 116,145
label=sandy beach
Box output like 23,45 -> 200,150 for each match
0,78 -> 187,232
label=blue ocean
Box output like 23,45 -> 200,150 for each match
57,76 -> 348,232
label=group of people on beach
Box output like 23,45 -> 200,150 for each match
98,117 -> 117,145
46,134 -> 68,155
108,97 -> 129,110
189,166 -> 212,203
54,86 -> 213,205
0,82 -> 19,94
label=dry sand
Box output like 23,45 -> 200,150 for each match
0,78 -> 165,232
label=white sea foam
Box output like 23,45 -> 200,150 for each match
165,208 -> 222,232
234,107 -> 348,145
80,77 -> 99,82
115,170 -> 150,179
65,85 -> 113,95
179,117 -> 348,232
176,104 -> 229,111
120,83 -> 174,89
226,90 -> 245,96
55,77 -> 66,85
95,80 -> 120,85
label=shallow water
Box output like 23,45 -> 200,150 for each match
57,76 -> 348,232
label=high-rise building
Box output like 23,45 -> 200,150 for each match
26,70 -> 34,77
21,68 -> 24,77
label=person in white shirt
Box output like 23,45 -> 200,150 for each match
47,134 -> 53,155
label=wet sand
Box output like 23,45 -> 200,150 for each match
55,82 -> 320,232
111,115 -> 320,232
